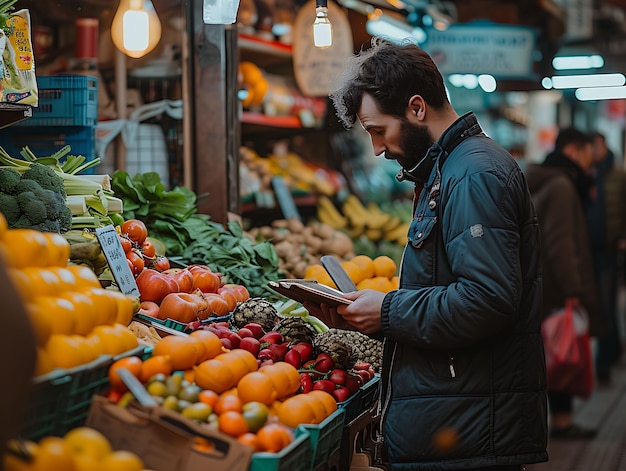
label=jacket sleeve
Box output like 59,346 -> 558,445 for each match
382,165 -> 525,349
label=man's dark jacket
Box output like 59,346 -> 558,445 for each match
380,113 -> 548,470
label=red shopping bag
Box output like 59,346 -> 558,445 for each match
541,299 -> 594,398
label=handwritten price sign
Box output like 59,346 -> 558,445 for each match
95,225 -> 140,297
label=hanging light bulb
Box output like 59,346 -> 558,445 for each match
111,0 -> 162,59
313,0 -> 333,49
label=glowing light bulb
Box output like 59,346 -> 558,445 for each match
111,0 -> 162,59
313,5 -> 333,48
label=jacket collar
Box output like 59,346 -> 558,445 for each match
397,111 -> 483,183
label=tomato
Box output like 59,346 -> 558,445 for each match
242,401 -> 269,433
135,268 -> 178,304
152,256 -> 170,272
121,219 -> 148,245
141,240 -> 156,258
158,292 -> 207,324
203,293 -> 231,317
313,379 -> 336,394
332,386 -> 352,402
126,250 -> 145,276
190,266 -> 222,293
162,268 -> 194,293
119,236 -> 133,253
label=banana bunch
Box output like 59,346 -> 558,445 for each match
317,195 -> 348,229
316,194 -> 412,245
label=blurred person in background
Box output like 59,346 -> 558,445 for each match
0,253 -> 37,463
525,127 -> 602,440
309,38 -> 548,471
586,131 -> 626,384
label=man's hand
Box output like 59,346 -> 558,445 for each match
303,289 -> 386,334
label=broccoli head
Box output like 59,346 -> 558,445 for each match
15,178 -> 44,195
0,168 -> 21,195
21,163 -> 66,197
16,191 -> 47,225
0,192 -> 19,225
32,219 -> 62,233
59,204 -> 72,233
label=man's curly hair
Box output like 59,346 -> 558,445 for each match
329,37 -> 449,129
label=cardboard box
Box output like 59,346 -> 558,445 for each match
86,395 -> 253,471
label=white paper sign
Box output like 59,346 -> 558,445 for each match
95,225 -> 140,296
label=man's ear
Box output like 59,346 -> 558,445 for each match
407,95 -> 426,120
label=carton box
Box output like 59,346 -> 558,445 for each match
86,395 -> 253,471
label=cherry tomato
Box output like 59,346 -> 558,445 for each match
126,250 -> 145,275
122,219 -> 148,245
142,240 -> 156,258
152,256 -> 170,272
119,236 -> 133,253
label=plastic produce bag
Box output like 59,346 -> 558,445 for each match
0,9 -> 37,105
541,299 -> 594,398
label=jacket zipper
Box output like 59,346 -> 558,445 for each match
449,353 -> 456,378
376,340 -> 397,464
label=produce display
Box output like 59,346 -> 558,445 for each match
246,218 -> 354,279
0,216 -> 138,374
4,427 -> 144,471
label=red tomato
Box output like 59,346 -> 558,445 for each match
122,219 -> 148,245
152,256 -> 170,272
190,266 -> 222,293
142,240 -> 156,258
119,236 -> 133,253
126,250 -> 145,275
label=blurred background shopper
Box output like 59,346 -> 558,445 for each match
526,127 -> 601,440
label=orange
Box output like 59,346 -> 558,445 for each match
189,329 -> 224,360
66,265 -> 101,290
2,229 -> 50,269
237,371 -> 277,405
276,394 -> 317,428
41,231 -> 71,267
109,356 -> 144,391
101,450 -> 144,471
91,325 -> 129,356
225,348 -> 258,373
256,423 -> 294,452
214,392 -> 243,414
105,290 -> 135,326
152,335 -> 197,371
34,347 -> 55,377
198,389 -> 219,408
19,267 -> 62,297
64,427 -> 112,459
51,267 -> 78,292
259,362 -> 300,399
81,288 -> 119,326
112,323 -> 139,352
194,358 -> 235,393
60,291 -> 97,336
304,263 -> 326,281
140,355 -> 174,382
213,351 -> 253,384
33,296 -> 77,336
372,255 -> 397,279
31,436 -> 77,471
390,276 -> 399,289
351,255 -> 376,280
72,335 -> 99,364
188,335 -> 209,364
24,302 -> 53,347
84,333 -> 107,358
183,368 -> 195,383
237,432 -> 261,451
218,410 -> 249,437
45,334 -> 85,368
308,390 -> 338,416
341,260 -> 365,285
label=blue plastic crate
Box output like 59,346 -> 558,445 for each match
0,126 -> 98,174
18,75 -> 98,127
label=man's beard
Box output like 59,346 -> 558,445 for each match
385,119 -> 434,171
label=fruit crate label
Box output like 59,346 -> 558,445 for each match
96,225 -> 140,296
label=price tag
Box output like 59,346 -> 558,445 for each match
95,225 -> 140,296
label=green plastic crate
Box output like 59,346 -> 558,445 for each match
18,369 -> 72,440
248,428 -> 312,471
297,408 -> 346,471
134,313 -> 232,333
338,374 -> 381,423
